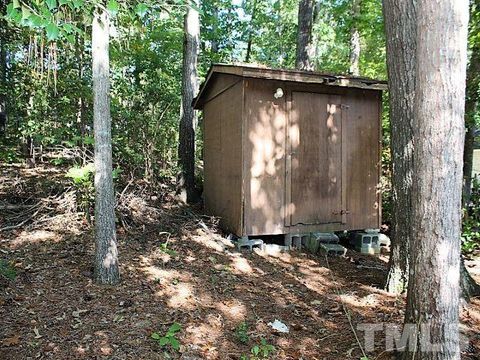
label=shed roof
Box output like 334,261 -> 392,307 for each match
193,63 -> 387,109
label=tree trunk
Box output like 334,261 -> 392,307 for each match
92,8 -> 120,285
211,5 -> 219,54
382,0 -> 416,295
75,33 -> 87,164
402,0 -> 469,358
178,0 -> 200,204
349,0 -> 361,76
295,0 -> 315,71
0,0 -> 8,117
245,0 -> 257,63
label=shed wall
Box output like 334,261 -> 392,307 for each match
203,80 -> 244,234
243,79 -> 287,235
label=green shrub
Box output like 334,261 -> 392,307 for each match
462,177 -> 480,254
151,323 -> 182,352
66,163 -> 95,218
0,260 -> 16,280
235,322 -> 250,344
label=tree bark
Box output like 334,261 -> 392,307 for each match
92,8 -> 120,285
0,0 -> 8,116
245,0 -> 257,63
402,0 -> 469,358
349,0 -> 361,76
178,0 -> 200,204
382,0 -> 416,295
295,0 -> 315,71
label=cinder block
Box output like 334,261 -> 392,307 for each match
236,237 -> 264,251
285,233 -> 309,250
352,232 -> 380,254
310,232 -> 339,244
320,243 -> 347,256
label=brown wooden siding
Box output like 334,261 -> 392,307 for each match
203,80 -> 244,234
243,79 -> 286,235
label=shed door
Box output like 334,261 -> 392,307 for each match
288,92 -> 345,226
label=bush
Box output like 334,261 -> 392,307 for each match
462,177 -> 480,254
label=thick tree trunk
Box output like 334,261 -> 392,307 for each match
382,0 -> 416,295
349,0 -> 361,76
402,1 -> 469,358
178,0 -> 200,204
295,0 -> 315,71
92,8 -> 120,285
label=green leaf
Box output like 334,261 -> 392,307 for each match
21,6 -> 31,20
169,337 -> 180,351
29,14 -> 45,27
6,6 -> 22,22
63,23 -> 73,33
168,323 -> 181,333
135,3 -> 148,17
107,0 -> 119,15
71,0 -> 83,8
45,0 -> 57,10
12,0 -> 20,9
158,337 -> 169,346
150,333 -> 160,340
46,22 -> 60,41
59,0 -> 69,5
83,136 -> 94,145
65,34 -> 75,44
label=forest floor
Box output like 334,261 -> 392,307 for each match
1,162 -> 480,360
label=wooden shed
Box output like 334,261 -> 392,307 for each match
193,64 -> 386,237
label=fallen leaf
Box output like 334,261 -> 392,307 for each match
2,334 -> 21,347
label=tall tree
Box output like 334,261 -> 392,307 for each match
244,0 -> 257,63
402,0 -> 469,358
178,0 -> 200,203
295,0 -> 315,70
92,6 -> 120,285
349,0 -> 361,76
382,0 -> 415,294
0,0 -> 8,116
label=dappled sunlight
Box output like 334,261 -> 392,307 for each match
140,265 -> 197,309
184,314 -> 225,356
339,293 -> 381,308
229,254 -> 254,274
9,230 -> 59,249
246,88 -> 286,234
216,299 -> 247,321
190,228 -> 232,252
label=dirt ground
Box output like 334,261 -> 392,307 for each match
1,163 -> 479,360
